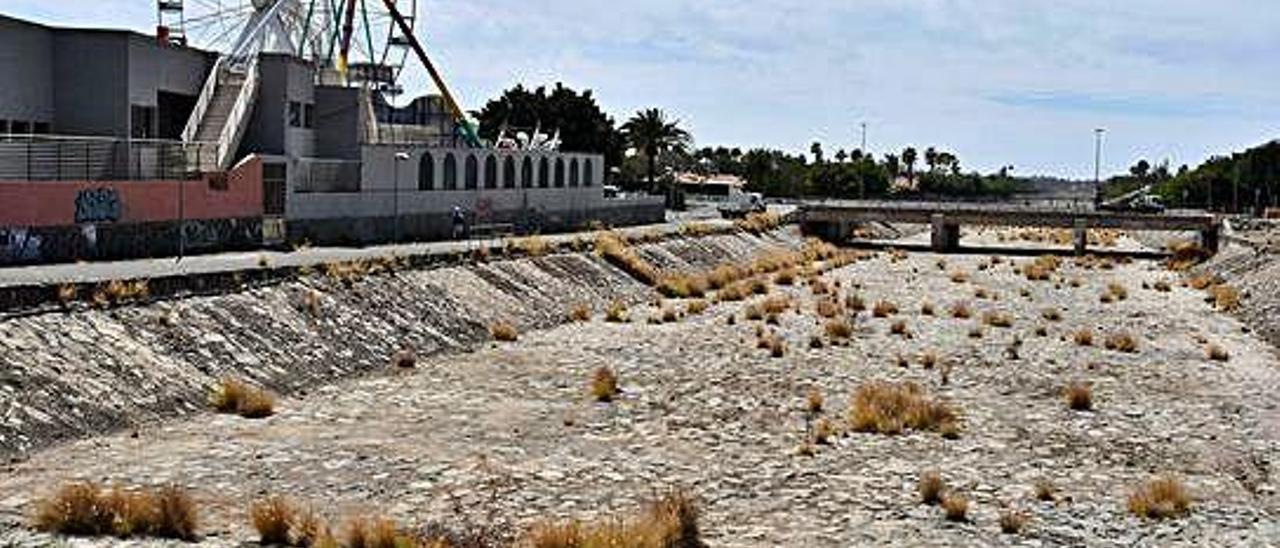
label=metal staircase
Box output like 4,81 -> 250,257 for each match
181,57 -> 259,171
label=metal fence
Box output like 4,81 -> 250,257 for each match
295,158 -> 363,193
0,135 -> 218,181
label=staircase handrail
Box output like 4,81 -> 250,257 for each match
216,57 -> 260,170
181,56 -> 225,143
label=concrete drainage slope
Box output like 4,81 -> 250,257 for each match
0,229 -> 800,459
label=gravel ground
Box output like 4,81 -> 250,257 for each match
2,231 -> 1279,546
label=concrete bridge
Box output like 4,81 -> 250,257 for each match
798,200 -> 1220,254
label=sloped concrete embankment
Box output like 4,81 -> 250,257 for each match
0,230 -> 800,459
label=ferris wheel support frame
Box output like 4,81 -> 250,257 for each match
375,0 -> 481,147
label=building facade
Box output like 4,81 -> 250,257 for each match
0,13 -> 663,266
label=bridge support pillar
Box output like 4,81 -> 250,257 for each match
930,214 -> 960,253
1072,219 -> 1089,255
1201,225 -> 1220,254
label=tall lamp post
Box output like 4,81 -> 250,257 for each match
1093,128 -> 1105,209
393,151 -> 410,243
860,122 -> 867,153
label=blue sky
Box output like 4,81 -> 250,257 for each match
6,0 -> 1278,178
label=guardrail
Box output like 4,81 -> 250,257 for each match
182,56 -> 224,143
0,135 -> 218,181
217,57 -> 259,170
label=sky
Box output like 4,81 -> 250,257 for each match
6,0 -> 1278,178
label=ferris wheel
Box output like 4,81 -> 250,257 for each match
157,0 -> 418,97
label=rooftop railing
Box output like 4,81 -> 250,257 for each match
0,134 -> 218,181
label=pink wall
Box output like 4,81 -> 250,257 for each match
0,158 -> 263,228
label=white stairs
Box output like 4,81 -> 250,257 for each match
193,70 -> 245,143
182,57 -> 259,170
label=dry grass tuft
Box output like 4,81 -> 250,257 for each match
761,295 -> 791,315
685,300 -> 709,316
591,367 -> 620,402
569,304 -> 592,322
942,493 -> 970,522
56,283 -> 78,306
872,300 -> 899,318
950,302 -> 972,319
490,321 -> 519,342
595,231 -> 660,285
889,319 -> 910,337
1166,240 -> 1209,271
845,294 -> 866,312
1153,280 -> 1172,292
525,490 -> 701,548
920,301 -> 935,316
848,381 -> 957,435
1208,284 -> 1241,311
736,211 -> 782,234
605,301 -> 629,323
1064,382 -> 1093,411
512,235 -> 552,257
815,298 -> 841,319
390,348 -> 416,369
1073,328 -> 1094,347
983,311 -> 1013,328
773,268 -> 798,286
210,379 -> 275,419
805,388 -> 825,414
1041,308 -> 1063,322
824,319 -> 853,340
999,510 -> 1029,534
920,351 -> 939,370
968,325 -> 985,339
1128,476 -> 1192,520
918,471 -> 946,505
1034,480 -> 1057,502
32,482 -> 197,540
1206,343 -> 1230,362
1104,331 -> 1139,353
657,274 -> 709,299
1106,282 -> 1129,301
949,271 -> 970,284
250,496 -> 295,545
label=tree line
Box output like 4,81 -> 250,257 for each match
472,82 -> 1023,199
1106,141 -> 1280,212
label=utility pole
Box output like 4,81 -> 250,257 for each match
1093,128 -> 1105,208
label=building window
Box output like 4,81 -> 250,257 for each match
521,157 -> 534,188
418,152 -> 434,190
32,122 -> 50,135
130,105 -> 156,138
485,155 -> 498,189
288,101 -> 303,128
503,156 -> 516,189
304,104 -> 315,129
263,163 -> 287,215
10,121 -> 30,135
465,155 -> 479,190
443,153 -> 458,190
569,159 -> 580,187
584,159 -> 594,187
538,157 -> 550,188
554,158 -> 565,187
0,120 -> 8,134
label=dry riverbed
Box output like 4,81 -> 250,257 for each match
2,233 -> 1279,546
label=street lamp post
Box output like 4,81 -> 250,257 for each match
1093,128 -> 1105,209
393,151 -> 410,243
860,122 -> 867,153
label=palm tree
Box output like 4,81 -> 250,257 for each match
902,147 -> 918,181
810,142 -> 824,165
622,108 -> 692,193
924,147 -> 938,172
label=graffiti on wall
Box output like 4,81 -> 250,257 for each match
0,228 -> 43,263
75,188 -> 122,223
